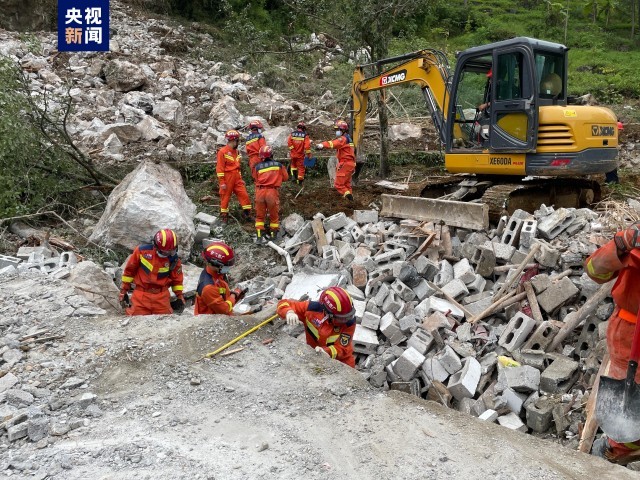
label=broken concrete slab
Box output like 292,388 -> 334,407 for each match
282,273 -> 341,301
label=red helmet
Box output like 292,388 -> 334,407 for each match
153,229 -> 178,256
203,241 -> 235,269
225,130 -> 240,141
296,121 -> 306,130
259,145 -> 273,159
334,120 -> 349,132
319,287 -> 355,321
248,120 -> 263,130
487,69 -> 493,78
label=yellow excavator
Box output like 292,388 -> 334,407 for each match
351,37 -> 619,218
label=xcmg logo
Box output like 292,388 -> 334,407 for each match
380,69 -> 407,86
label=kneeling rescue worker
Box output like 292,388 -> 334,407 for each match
119,228 -> 184,316
216,129 -> 252,224
586,223 -> 640,461
277,286 -> 356,367
254,144 -> 288,243
316,119 -> 355,201
194,242 -> 246,315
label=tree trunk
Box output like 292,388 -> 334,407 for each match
632,0 -> 636,39
378,90 -> 390,178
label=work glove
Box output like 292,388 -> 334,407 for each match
285,310 -> 299,326
315,346 -> 330,357
315,143 -> 324,150
176,294 -> 185,305
230,287 -> 247,302
614,223 -> 640,254
119,287 -> 130,308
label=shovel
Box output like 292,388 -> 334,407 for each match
595,307 -> 640,443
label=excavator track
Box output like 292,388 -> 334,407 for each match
420,176 -> 602,223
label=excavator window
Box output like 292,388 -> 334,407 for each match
535,51 -> 564,101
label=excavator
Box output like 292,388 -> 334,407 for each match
351,37 -> 619,219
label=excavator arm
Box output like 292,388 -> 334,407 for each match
351,49 -> 452,151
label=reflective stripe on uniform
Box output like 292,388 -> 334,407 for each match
269,223 -> 279,229
328,346 -> 338,359
255,222 -> 265,227
326,334 -> 340,345
242,205 -> 252,210
122,275 -> 134,283
328,141 -> 334,148
158,266 -> 170,273
246,138 -> 259,144
306,320 -> 320,340
259,166 -> 281,173
226,300 -> 233,312
624,442 -> 640,450
217,172 -> 225,177
172,285 -> 183,291
586,259 -> 614,281
288,145 -> 294,150
279,302 -> 290,309
619,308 -> 638,324
140,255 -> 153,272
343,191 -> 351,197
221,208 -> 229,213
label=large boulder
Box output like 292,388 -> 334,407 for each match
103,60 -> 147,92
90,161 -> 196,253
136,116 -> 171,141
209,95 -> 244,132
67,261 -> 120,313
388,123 -> 422,142
153,99 -> 185,125
262,126 -> 291,149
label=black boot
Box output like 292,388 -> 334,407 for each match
346,193 -> 354,202
220,213 -> 229,224
242,210 -> 253,222
290,169 -> 298,181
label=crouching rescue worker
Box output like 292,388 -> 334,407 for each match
586,223 -> 640,461
255,144 -> 288,244
287,121 -> 311,184
277,286 -> 356,367
216,129 -> 252,224
315,120 -> 355,201
119,228 -> 184,316
245,119 -> 266,180
194,241 -> 246,315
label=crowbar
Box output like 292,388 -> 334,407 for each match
200,313 -> 278,360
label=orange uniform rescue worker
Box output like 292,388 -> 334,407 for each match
119,228 -> 184,316
216,129 -> 252,224
194,242 -> 246,315
254,144 -> 289,244
287,121 -> 311,184
586,223 -> 640,461
316,120 -> 355,201
277,286 -> 356,367
245,119 -> 267,180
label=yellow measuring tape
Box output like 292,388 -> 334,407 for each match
202,314 -> 278,359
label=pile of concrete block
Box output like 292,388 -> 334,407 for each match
276,205 -> 612,443
0,247 -> 78,279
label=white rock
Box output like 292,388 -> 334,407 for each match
136,116 -> 171,141
67,261 -> 120,313
154,99 -> 185,124
262,126 -> 291,148
103,59 -> 147,92
388,123 -> 422,142
209,95 -> 244,132
103,134 -> 123,155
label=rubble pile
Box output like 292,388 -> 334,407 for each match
267,204 -> 618,442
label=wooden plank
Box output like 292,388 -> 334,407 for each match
578,355 -> 610,453
523,281 -> 544,325
408,233 -> 436,261
311,218 -> 328,252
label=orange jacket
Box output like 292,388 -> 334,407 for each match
255,159 -> 289,188
121,244 -> 183,293
194,266 -> 236,315
245,133 -> 266,178
277,299 -> 356,367
216,145 -> 242,184
321,134 -> 355,166
585,242 -> 640,317
288,130 -> 311,160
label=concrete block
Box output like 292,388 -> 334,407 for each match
398,264 -> 421,288
382,292 -> 404,315
353,325 -> 379,354
399,314 -> 420,334
414,256 -> 439,280
434,260 -> 454,287
415,296 -> 464,320
519,220 -> 537,249
386,362 -> 401,383
353,209 -> 378,224
497,412 -> 527,432
27,418 -> 49,442
351,264 -> 368,289
517,349 -> 547,370
501,217 -> 523,247
8,423 -> 28,442
0,265 -> 17,275
522,321 -> 560,351
466,274 -> 486,295
58,251 -> 78,268
372,281 -> 391,306
537,276 -> 579,313
537,208 -> 575,239
576,315 -> 602,358
531,274 -> 551,294
394,347 -> 426,381
361,312 -> 381,330
50,267 -> 71,279
284,221 -> 314,252
447,357 -> 481,400
483,241 -> 515,263
407,329 -> 434,355
540,357 -> 579,394
479,409 -> 499,422
349,224 -> 365,243
441,278 -> 469,300
532,239 -> 560,268
380,313 -> 406,345
17,246 -> 52,260
471,246 -> 496,277
525,397 -> 555,433
323,212 -> 349,231
453,258 -> 476,284
374,248 -> 406,265
195,212 -> 217,225
422,311 -> 456,332
194,223 -> 211,243
322,245 -> 339,261
498,312 -> 536,352
391,279 -> 416,302
0,254 -> 22,269
500,387 -> 528,414
412,278 -> 432,301
422,356 -> 450,383
498,365 -> 541,393
436,345 -> 462,374
338,243 -> 356,264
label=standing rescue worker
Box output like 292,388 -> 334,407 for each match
119,228 -> 184,316
315,120 -> 355,201
216,129 -> 252,224
586,223 -> 640,461
194,242 -> 246,315
245,120 -> 266,180
254,144 -> 289,243
277,287 -> 356,367
287,121 -> 311,184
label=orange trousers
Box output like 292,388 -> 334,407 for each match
334,162 -> 355,197
606,312 -> 640,457
126,289 -> 172,316
290,157 -> 305,181
219,171 -> 251,214
255,187 -> 280,232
